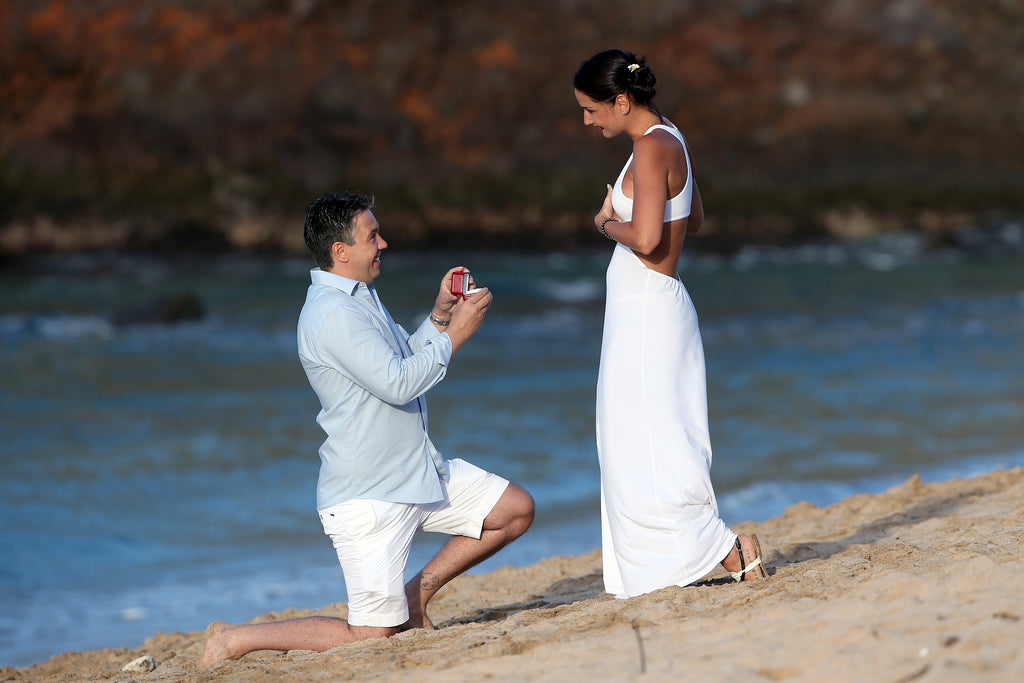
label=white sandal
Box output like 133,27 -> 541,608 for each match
729,534 -> 768,582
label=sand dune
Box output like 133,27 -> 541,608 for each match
6,468 -> 1023,682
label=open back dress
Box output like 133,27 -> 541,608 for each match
597,123 -> 737,598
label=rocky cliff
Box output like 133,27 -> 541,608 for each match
2,0 -> 1022,253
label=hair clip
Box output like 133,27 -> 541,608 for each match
627,63 -> 640,72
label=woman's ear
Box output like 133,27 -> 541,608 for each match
616,93 -> 631,115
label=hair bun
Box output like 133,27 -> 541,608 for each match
626,60 -> 656,105
574,49 -> 658,108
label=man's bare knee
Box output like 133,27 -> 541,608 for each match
489,484 -> 534,537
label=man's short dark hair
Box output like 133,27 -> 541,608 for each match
304,191 -> 375,270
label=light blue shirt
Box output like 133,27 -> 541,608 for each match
297,268 -> 453,509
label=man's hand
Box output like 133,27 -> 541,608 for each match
431,267 -> 473,316
428,267 -> 491,353
446,287 -> 492,356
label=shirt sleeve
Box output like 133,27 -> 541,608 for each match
315,304 -> 451,406
408,315 -> 452,355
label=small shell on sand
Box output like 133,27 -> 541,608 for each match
122,655 -> 158,672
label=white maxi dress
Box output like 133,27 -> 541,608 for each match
597,124 -> 736,599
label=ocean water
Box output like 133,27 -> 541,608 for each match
2,231 -> 1024,668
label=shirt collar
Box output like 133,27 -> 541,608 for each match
310,267 -> 368,297
310,268 -> 384,314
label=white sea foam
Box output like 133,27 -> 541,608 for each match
718,448 -> 1024,526
0,313 -> 115,340
544,278 -> 603,303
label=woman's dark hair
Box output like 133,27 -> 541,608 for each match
573,49 -> 660,118
304,191 -> 375,270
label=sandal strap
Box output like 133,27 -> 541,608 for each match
729,556 -> 763,582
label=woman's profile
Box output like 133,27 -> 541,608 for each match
574,48 -> 768,598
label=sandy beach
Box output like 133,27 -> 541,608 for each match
6,467 -> 1023,682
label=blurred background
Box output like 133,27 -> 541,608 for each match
2,0 -> 1024,670
2,0 -> 1023,253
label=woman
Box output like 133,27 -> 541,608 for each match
574,49 -> 767,598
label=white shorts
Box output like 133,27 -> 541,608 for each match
318,458 -> 510,627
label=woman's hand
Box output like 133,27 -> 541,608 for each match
594,184 -> 618,230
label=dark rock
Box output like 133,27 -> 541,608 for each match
112,293 -> 205,326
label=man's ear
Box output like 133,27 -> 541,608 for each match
330,241 -> 349,266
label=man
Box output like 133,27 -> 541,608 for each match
200,191 -> 534,666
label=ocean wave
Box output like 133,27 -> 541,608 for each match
718,448 -> 1024,526
0,313 -> 115,341
726,233 -> 945,271
716,222 -> 1024,271
0,310 -> 299,360
540,278 -> 604,304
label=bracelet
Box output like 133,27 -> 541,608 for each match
599,217 -> 618,240
428,312 -> 450,327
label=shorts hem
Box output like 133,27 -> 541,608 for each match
346,609 -> 409,629
468,479 -> 510,539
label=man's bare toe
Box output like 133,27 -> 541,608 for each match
199,621 -> 234,668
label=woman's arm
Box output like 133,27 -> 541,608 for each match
599,132 -> 674,255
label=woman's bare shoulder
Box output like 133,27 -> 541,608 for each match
634,127 -> 682,163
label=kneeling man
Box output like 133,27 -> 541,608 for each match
201,191 -> 534,666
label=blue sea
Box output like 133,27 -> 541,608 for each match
2,225 -> 1024,668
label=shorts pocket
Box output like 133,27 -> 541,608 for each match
319,499 -> 378,538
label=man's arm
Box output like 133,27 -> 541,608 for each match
317,305 -> 451,406
411,267 -> 492,358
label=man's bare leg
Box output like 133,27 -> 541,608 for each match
199,617 -> 397,667
404,483 -> 535,629
201,484 -> 533,665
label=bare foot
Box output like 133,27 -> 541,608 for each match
199,621 -> 237,667
736,534 -> 768,581
722,534 -> 768,582
399,612 -> 435,631
401,578 -> 437,631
